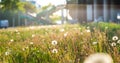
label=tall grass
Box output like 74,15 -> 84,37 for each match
0,23 -> 120,63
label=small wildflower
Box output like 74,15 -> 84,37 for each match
84,53 -> 113,63
111,42 -> 116,47
64,32 -> 68,37
52,49 -> 58,53
25,46 -> 29,49
92,42 -> 98,45
117,40 -> 120,44
22,48 -> 25,51
32,34 -> 35,38
30,42 -> 33,45
10,39 -> 14,42
5,51 -> 10,56
51,40 -> 57,45
15,29 -> 19,32
86,29 -> 90,33
112,36 -> 118,41
60,28 -> 65,32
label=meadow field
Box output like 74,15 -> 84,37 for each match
0,22 -> 120,63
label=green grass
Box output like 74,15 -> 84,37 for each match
0,23 -> 120,63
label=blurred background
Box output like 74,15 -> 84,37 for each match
0,0 -> 120,27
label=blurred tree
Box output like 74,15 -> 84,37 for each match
0,0 -> 24,12
24,2 -> 37,13
41,4 -> 52,10
0,0 -> 25,27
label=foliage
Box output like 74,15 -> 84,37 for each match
0,0 -> 38,27
0,0 -> 24,13
23,2 -> 37,13
40,4 -> 53,11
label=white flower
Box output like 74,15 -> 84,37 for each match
60,29 -> 65,32
15,29 -> 19,32
117,40 -> 120,44
64,32 -> 68,37
112,36 -> 118,41
86,29 -> 90,33
22,48 -> 25,51
25,46 -> 29,49
51,40 -> 57,45
10,39 -> 14,42
32,34 -> 35,38
52,49 -> 58,53
30,42 -> 33,45
5,51 -> 10,56
92,42 -> 98,45
84,53 -> 113,63
111,42 -> 116,47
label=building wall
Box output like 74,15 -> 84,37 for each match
67,0 -> 120,23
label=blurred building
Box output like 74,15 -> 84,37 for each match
66,0 -> 120,23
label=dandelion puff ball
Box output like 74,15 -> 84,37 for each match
84,53 -> 113,63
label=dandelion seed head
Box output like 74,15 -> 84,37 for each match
111,42 -> 116,47
84,53 -> 113,63
86,29 -> 90,33
60,28 -> 65,32
10,39 -> 14,42
64,32 -> 68,37
32,34 -> 35,38
92,42 -> 98,45
117,40 -> 120,44
25,46 -> 29,49
15,29 -> 19,32
51,40 -> 57,45
30,42 -> 34,45
22,48 -> 25,51
5,51 -> 10,56
52,49 -> 58,53
112,36 -> 118,41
